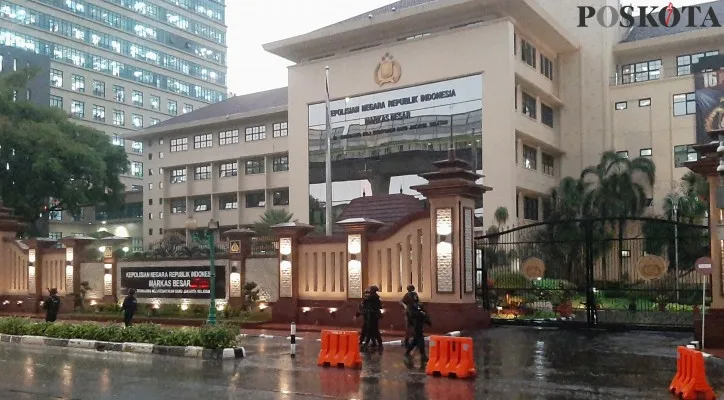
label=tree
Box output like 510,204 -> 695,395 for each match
0,68 -> 128,236
494,206 -> 509,228
252,209 -> 294,236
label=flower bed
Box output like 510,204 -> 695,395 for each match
0,317 -> 237,350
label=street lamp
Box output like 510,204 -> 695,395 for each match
185,217 -> 220,325
670,182 -> 682,302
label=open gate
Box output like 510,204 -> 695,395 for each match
475,217 -> 710,331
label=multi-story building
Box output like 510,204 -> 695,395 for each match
0,0 -> 228,249
128,88 -> 289,244
0,44 -> 51,107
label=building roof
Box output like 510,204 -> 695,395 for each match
336,194 -> 426,233
621,0 -> 723,43
149,87 -> 288,130
321,0 -> 439,29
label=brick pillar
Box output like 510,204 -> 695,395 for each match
222,228 -> 255,309
270,222 -> 313,323
336,218 -> 384,299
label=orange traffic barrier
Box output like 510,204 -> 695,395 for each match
317,330 -> 362,369
669,346 -> 716,400
425,335 -> 476,379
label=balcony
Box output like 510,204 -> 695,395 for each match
515,113 -> 559,149
516,165 -> 556,195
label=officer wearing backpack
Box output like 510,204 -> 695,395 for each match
400,285 -> 419,347
404,301 -> 432,364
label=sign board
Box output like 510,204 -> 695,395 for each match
229,240 -> 241,254
695,257 -> 714,276
120,266 -> 227,299
103,247 -> 113,260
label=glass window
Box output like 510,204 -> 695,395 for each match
219,194 -> 238,210
168,100 -> 177,115
615,101 -> 627,110
220,162 -> 237,177
541,103 -> 553,127
673,92 -> 696,116
616,150 -> 629,159
640,148 -> 652,157
674,145 -> 698,167
171,168 -> 186,183
113,85 -> 125,102
112,135 -> 125,147
522,92 -> 536,119
245,159 -> 265,174
219,129 -> 239,145
130,161 -> 143,177
194,165 -> 211,180
272,155 -> 289,172
49,95 -> 63,108
132,114 -> 143,129
194,197 -> 210,212
194,133 -> 213,149
677,51 -> 719,75
523,196 -> 538,221
521,39 -> 536,68
273,122 -> 288,138
171,199 -> 186,213
71,100 -> 84,118
540,54 -> 553,80
71,75 -> 85,92
245,125 -> 266,141
523,145 -> 537,170
92,105 -> 105,122
245,192 -> 265,208
50,69 -> 63,87
183,104 -> 194,114
273,189 -> 289,206
150,95 -> 160,110
639,98 -> 651,107
620,59 -> 662,84
542,153 -> 554,175
113,110 -> 125,126
131,141 -> 143,153
170,138 -> 188,152
150,117 -> 160,126
93,80 -> 105,96
132,90 -> 143,107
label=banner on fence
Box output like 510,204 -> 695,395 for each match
120,266 -> 227,299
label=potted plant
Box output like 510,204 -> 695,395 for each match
552,280 -> 576,318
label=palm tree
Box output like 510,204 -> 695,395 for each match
253,209 -> 294,236
493,207 -> 509,228
681,171 -> 709,202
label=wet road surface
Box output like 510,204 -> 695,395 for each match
0,326 -> 721,399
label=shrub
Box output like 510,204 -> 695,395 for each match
0,317 -> 30,335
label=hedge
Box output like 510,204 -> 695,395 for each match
0,318 -> 238,350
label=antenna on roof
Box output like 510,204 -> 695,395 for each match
362,189 -> 366,197
400,186 -> 403,194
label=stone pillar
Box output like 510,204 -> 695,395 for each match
222,228 -> 255,309
61,236 -> 96,308
269,222 -> 313,323
411,150 -> 492,332
336,218 -> 384,299
25,238 -> 57,313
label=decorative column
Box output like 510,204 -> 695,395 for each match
24,238 -> 57,313
222,228 -> 255,308
336,218 -> 383,299
411,151 -> 491,332
61,236 -> 96,307
269,222 -> 313,323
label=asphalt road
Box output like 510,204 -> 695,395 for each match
0,327 -> 720,399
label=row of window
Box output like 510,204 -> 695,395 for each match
614,92 -> 696,116
615,148 -> 652,159
0,29 -> 225,103
0,2 -> 225,84
60,98 -> 160,129
169,123 -> 288,152
618,50 -> 719,84
164,189 -> 290,217
166,156 -> 289,182
516,90 -> 555,128
158,0 -> 225,23
517,36 -> 554,80
520,145 -> 555,176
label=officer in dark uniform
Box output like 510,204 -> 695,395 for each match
121,288 -> 138,327
42,288 -> 61,322
356,289 -> 371,345
362,286 -> 383,349
404,302 -> 432,364
400,285 -> 419,347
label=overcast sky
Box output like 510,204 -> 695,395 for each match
226,0 -> 705,95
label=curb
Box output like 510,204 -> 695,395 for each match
0,334 -> 245,360
241,330 -> 462,345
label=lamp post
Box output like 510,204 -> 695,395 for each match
185,217 -> 221,325
670,181 -> 682,302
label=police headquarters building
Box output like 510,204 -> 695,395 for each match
150,0 -> 716,234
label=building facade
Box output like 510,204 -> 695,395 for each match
129,88 -> 290,244
0,44 -> 51,107
0,0 -> 228,249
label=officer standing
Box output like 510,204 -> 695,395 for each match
362,286 -> 383,349
42,288 -> 61,323
356,289 -> 371,345
400,285 -> 419,347
121,288 -> 138,327
404,302 -> 432,364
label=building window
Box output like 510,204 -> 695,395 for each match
245,125 -> 266,141
49,95 -> 63,109
273,122 -> 288,138
132,90 -> 143,107
71,100 -> 84,118
48,232 -> 63,240
245,159 -> 265,175
273,189 -> 289,206
131,161 -> 143,177
541,103 -> 554,127
674,145 -> 698,167
132,114 -> 143,129
93,80 -> 105,97
677,51 -> 719,75
220,162 -> 238,177
131,141 -> 143,153
194,197 -> 210,212
542,153 -> 554,175
615,101 -> 627,110
522,92 -> 536,119
640,148 -> 652,157
194,165 -> 211,180
219,194 -> 238,210
219,129 -> 239,145
620,59 -> 662,84
171,199 -> 186,214
183,104 -> 194,114
273,155 -> 289,172
540,54 -> 553,80
168,100 -> 178,115
523,196 -> 538,221
194,133 -> 213,149
71,75 -> 85,92
522,145 -> 537,170
150,95 -> 160,110
171,168 -> 186,183
113,110 -> 125,126
639,98 -> 651,107
50,69 -> 63,87
112,135 -> 124,147
521,39 -> 536,68
170,138 -> 188,152
159,212 -> 163,219
150,118 -> 160,126
49,211 -> 62,221
113,85 -> 125,102
245,192 -> 265,208
92,105 -> 105,122
673,92 -> 696,116
616,150 -> 629,159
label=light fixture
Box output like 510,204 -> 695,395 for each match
621,250 -> 631,258
181,303 -> 189,311
103,274 -> 112,295
28,249 -> 36,263
328,307 -> 337,314
348,259 -> 362,298
435,208 -> 454,293
279,237 -> 292,256
65,247 -> 74,262
279,260 -> 292,298
16,300 -> 23,305
436,208 -> 452,235
104,263 -> 112,270
90,300 -> 98,306
122,247 -> 129,252
436,241 -> 452,255
98,246 -> 106,253
347,234 -> 361,255
302,307 -> 311,313
380,308 -> 386,315
259,303 -> 268,311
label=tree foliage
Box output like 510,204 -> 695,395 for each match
253,209 -> 294,236
0,68 -> 128,235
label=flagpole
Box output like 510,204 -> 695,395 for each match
324,66 -> 333,236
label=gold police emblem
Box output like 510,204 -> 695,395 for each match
521,257 -> 545,280
373,53 -> 401,86
637,255 -> 668,280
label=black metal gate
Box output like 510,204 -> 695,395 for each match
475,217 -> 710,331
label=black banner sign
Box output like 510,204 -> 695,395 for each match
120,266 -> 226,299
694,55 -> 724,144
